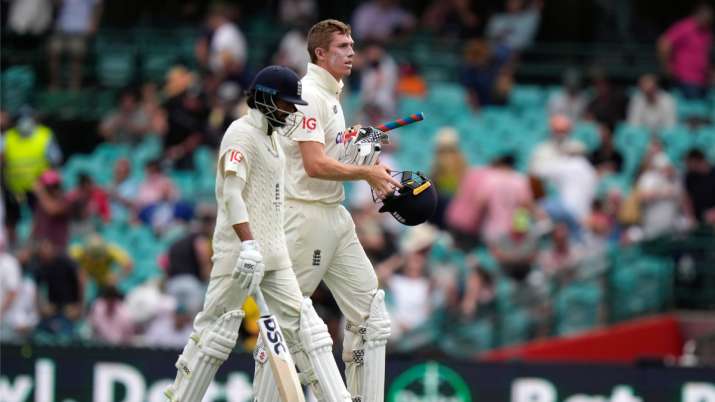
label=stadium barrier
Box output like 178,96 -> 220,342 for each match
1,343 -> 714,402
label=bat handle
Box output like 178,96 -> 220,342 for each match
253,287 -> 271,316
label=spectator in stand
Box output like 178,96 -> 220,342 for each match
548,68 -> 588,122
68,172 -> 111,235
429,127 -> 468,228
162,67 -> 208,170
0,240 -> 22,338
529,114 -> 585,174
31,170 -> 71,250
135,160 -> 192,231
7,0 -> 52,36
684,149 -> 715,226
585,69 -> 627,125
358,40 -> 399,123
69,233 -> 133,290
537,223 -> 584,281
460,38 -> 512,110
589,121 -> 623,175
274,25 -> 311,77
107,158 -> 139,221
445,166 -> 493,251
2,106 -> 62,204
99,88 -> 155,146
139,82 -> 168,137
277,0 -> 317,27
636,153 -> 688,238
627,74 -> 677,134
658,3 -> 713,99
196,3 -> 248,86
88,286 -> 134,345
396,62 -> 428,98
490,208 -> 539,282
534,140 -> 597,238
47,0 -> 103,90
355,212 -> 398,267
32,239 -> 82,337
352,0 -> 416,42
165,206 -> 214,283
422,0 -> 481,39
585,194 -> 623,248
477,154 -> 533,244
142,302 -> 194,348
206,81 -> 243,148
485,0 -> 542,53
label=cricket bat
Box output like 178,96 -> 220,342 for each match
376,112 -> 425,132
254,288 -> 306,402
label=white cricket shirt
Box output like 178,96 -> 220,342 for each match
280,63 -> 347,205
212,109 -> 291,273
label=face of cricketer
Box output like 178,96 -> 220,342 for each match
318,32 -> 355,81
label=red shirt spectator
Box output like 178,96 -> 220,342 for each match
68,172 -> 111,223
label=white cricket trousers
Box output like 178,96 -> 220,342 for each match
284,200 -> 379,325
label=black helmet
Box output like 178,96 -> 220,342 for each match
378,171 -> 438,226
248,65 -> 308,132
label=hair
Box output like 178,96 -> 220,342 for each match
686,148 -> 706,161
307,19 -> 351,63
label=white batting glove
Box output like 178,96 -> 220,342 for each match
232,240 -> 265,296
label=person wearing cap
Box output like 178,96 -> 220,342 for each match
429,127 -> 468,228
2,107 -> 62,203
165,65 -> 350,402
31,170 -> 71,250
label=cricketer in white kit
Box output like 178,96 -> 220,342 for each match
164,65 -> 349,402
253,19 -> 403,402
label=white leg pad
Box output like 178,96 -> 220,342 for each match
252,337 -> 283,402
343,290 -> 390,402
299,298 -> 352,402
165,309 -> 244,402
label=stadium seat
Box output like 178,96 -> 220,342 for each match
96,48 -> 136,88
609,250 -> 673,322
498,307 -> 533,346
554,281 -> 602,336
0,65 -> 35,114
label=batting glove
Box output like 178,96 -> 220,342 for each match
232,240 -> 265,295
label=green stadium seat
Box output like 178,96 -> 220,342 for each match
1,65 -> 35,114
554,281 -> 602,336
96,48 -> 136,88
609,251 -> 673,322
439,317 -> 494,356
498,307 -> 533,346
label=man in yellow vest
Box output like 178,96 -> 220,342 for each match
2,107 -> 62,203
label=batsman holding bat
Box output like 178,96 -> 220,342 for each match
252,19 -> 406,402
164,65 -> 348,402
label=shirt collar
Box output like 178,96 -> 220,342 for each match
306,63 -> 343,96
246,108 -> 270,134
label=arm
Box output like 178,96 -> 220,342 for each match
298,141 -> 401,195
33,182 -> 67,216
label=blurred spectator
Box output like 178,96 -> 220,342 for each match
529,114 -> 584,173
537,223 -> 584,281
445,167 -> 493,251
383,230 -> 435,340
585,194 -> 622,247
69,233 -> 133,290
142,302 -> 194,348
139,82 -> 168,136
47,0 -> 103,90
196,3 -> 248,85
352,0 -> 416,42
31,170 -> 71,249
107,158 -> 139,220
206,81 -> 244,148
68,172 -> 111,232
8,0 -> 52,35
2,107 -> 62,203
627,74 -> 676,133
163,68 -> 208,170
0,241 -> 22,337
658,3 -> 713,99
358,40 -> 399,122
136,160 -> 192,231
478,154 -> 533,243
684,149 -> 715,225
274,27 -> 311,77
355,212 -> 398,267
430,128 -> 468,228
589,121 -> 623,174
32,239 -> 82,336
277,0 -> 317,27
396,63 -> 427,98
166,206 -> 214,282
537,140 -> 597,236
460,39 -> 512,110
548,68 -> 587,122
99,88 -> 154,145
636,153 -> 687,238
489,208 -> 539,282
422,0 -> 481,39
585,70 -> 627,125
88,286 -> 134,345
485,0 -> 542,53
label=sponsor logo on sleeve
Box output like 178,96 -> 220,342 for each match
301,117 -> 317,131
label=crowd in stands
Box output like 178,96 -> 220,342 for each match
1,0 -> 714,357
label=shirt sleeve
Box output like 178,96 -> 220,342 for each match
221,145 -> 250,182
663,19 -> 689,47
292,92 -> 325,144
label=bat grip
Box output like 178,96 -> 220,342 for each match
253,287 -> 271,316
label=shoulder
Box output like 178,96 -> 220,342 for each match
221,119 -> 255,150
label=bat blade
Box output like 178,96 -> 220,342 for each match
376,112 -> 425,132
258,315 -> 305,402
